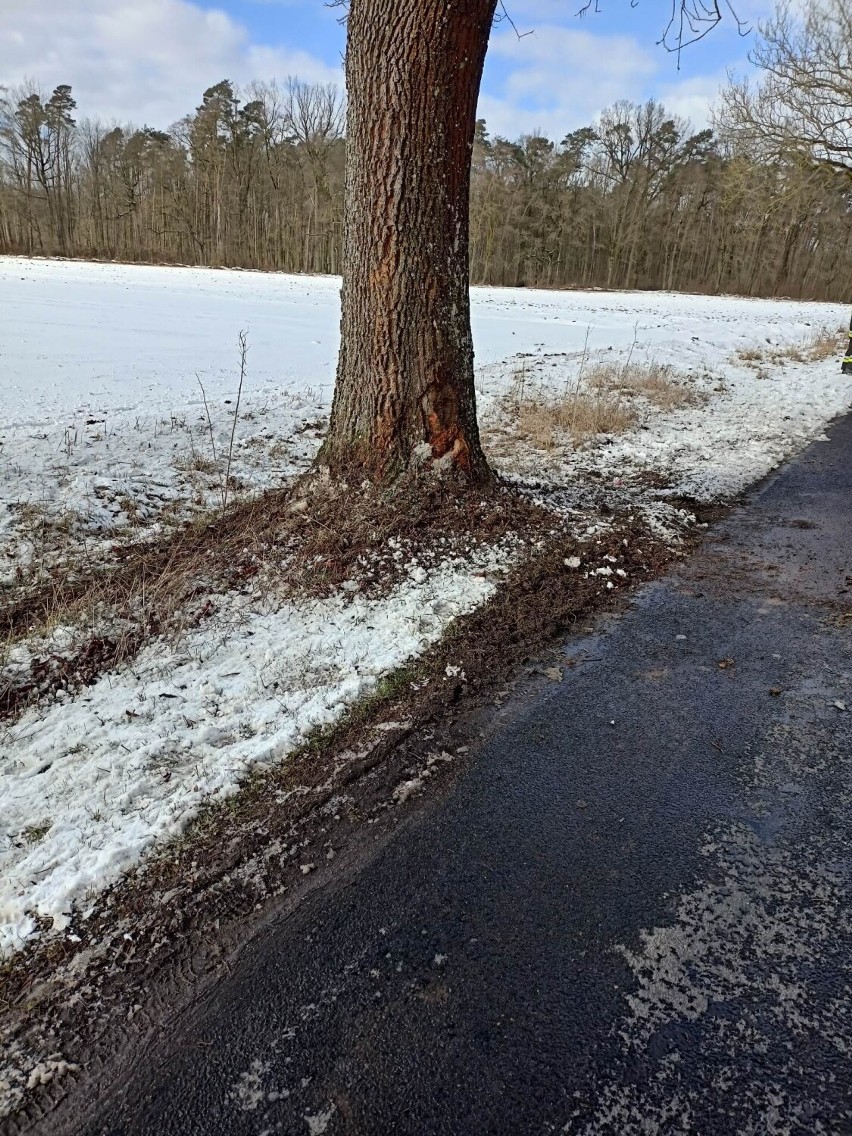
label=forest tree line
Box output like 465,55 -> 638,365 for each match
1,78 -> 850,302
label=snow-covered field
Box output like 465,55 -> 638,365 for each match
2,256 -> 851,959
2,257 -> 850,576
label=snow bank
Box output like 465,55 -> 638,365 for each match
0,551 -> 508,956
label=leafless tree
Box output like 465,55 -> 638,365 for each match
718,0 -> 852,176
321,0 -> 743,485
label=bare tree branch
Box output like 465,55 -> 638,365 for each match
576,0 -> 749,68
494,2 -> 534,38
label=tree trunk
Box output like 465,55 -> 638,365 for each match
321,0 -> 497,484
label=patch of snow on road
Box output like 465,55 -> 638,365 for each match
232,1060 -> 271,1112
304,1105 -> 336,1135
564,817 -> 852,1135
0,550 -> 506,956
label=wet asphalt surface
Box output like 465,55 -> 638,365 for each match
72,416 -> 852,1136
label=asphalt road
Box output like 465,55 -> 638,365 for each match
72,415 -> 852,1136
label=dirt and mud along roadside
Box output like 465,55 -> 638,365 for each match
1,471 -> 713,1130
24,410 -> 852,1136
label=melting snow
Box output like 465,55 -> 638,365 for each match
0,551 -> 508,955
1,257 -> 851,958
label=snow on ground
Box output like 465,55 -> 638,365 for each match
0,544 -> 512,956
2,256 -> 850,582
1,256 -> 851,958
478,343 -> 852,505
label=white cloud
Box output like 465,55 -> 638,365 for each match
656,71 -> 728,129
0,0 -> 760,144
479,20 -> 758,140
0,0 -> 342,129
479,24 -> 658,139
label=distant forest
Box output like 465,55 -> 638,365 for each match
1,79 -> 850,302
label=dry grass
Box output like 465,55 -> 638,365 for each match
0,491 -> 294,718
737,346 -> 765,362
0,473 -> 554,721
736,326 -> 843,368
806,326 -> 843,362
587,360 -> 702,411
493,358 -> 698,455
512,389 -> 637,452
174,452 -> 219,475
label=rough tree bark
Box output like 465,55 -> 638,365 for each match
321,0 -> 498,485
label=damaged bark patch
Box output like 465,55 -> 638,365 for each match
422,378 -> 472,470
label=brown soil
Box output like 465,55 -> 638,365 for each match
0,502 -> 709,1133
1,474 -> 555,723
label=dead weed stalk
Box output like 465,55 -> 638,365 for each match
190,329 -> 249,515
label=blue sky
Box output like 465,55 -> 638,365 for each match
2,0 -> 773,137
203,0 -> 766,133
223,0 -> 346,64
